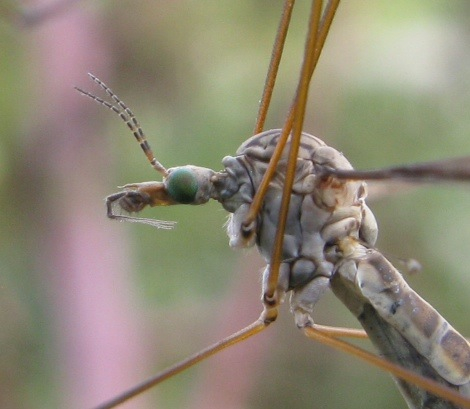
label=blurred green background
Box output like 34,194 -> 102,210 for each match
0,1 -> 469,408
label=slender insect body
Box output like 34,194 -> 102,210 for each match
333,242 -> 470,408
77,70 -> 470,409
192,128 -> 470,407
102,126 -> 470,403
219,130 -> 470,406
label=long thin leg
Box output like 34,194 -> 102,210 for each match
265,0 -> 325,302
320,156 -> 470,183
253,0 -> 295,134
244,0 -> 340,231
266,0 -> 341,296
303,324 -> 470,409
311,324 -> 368,339
92,307 -> 278,409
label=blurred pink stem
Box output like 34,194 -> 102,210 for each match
26,3 -> 151,408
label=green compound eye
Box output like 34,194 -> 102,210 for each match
166,168 -> 198,204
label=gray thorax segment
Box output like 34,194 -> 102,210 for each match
213,130 -> 379,303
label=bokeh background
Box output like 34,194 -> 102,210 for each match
1,1 -> 469,408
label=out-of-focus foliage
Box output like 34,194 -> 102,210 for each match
0,1 -> 469,409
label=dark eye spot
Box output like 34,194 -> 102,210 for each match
167,168 -> 198,204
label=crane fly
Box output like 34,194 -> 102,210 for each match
76,1 -> 470,408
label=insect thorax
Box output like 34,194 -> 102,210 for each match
214,129 -> 378,296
